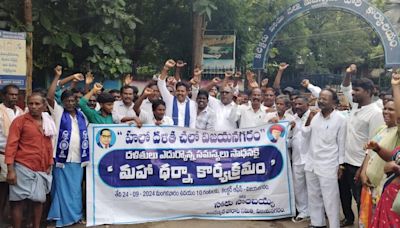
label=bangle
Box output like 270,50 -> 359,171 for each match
339,165 -> 345,170
56,80 -> 61,87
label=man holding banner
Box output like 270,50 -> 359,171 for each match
303,89 -> 346,228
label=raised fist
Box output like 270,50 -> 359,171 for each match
164,59 -> 176,69
391,71 -> 400,86
176,60 -> 187,68
346,64 -> 357,74
224,71 -> 233,78
124,74 -> 133,86
93,83 -> 103,92
278,62 -> 289,71
85,72 -> 94,85
261,78 -> 269,87
246,70 -> 255,82
301,79 -> 310,88
54,65 -> 62,77
73,73 -> 84,82
212,77 -> 222,84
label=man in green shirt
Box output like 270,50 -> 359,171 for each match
79,83 -> 114,124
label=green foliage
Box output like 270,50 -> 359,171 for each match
193,0 -> 217,21
0,0 -> 390,82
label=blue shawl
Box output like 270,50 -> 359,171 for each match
172,97 -> 190,127
55,109 -> 89,167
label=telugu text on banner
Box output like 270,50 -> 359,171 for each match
87,123 -> 295,226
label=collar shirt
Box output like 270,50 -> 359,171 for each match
5,113 -> 54,172
303,110 -> 346,177
78,97 -> 114,124
265,111 -> 296,123
50,103 -> 88,163
345,102 -> 384,166
158,78 -> 197,128
341,83 -> 385,166
0,105 -> 23,152
229,104 -> 269,129
139,110 -> 174,126
196,106 -> 216,131
208,96 -> 237,131
112,100 -> 136,123
291,110 -> 311,165
284,108 -> 295,116
140,98 -> 154,115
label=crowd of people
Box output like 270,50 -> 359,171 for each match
0,59 -> 399,228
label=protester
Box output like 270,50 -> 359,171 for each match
78,83 -> 114,124
87,95 -> 97,110
158,59 -> 197,128
5,91 -> 56,228
46,65 -> 89,227
291,95 -> 311,222
195,89 -> 216,131
0,84 -> 24,223
358,99 -> 399,227
109,89 -> 121,101
112,85 -> 141,125
229,87 -> 269,128
339,64 -> 384,227
140,81 -> 161,114
303,89 -> 346,228
134,88 -> 173,126
363,71 -> 400,227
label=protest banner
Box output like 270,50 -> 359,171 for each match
87,123 -> 295,226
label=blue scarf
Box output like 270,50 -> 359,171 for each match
55,109 -> 89,167
172,97 -> 190,127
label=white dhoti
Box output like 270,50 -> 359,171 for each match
305,170 -> 340,228
9,163 -> 52,203
292,164 -> 309,217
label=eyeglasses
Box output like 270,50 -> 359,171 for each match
221,91 -> 231,94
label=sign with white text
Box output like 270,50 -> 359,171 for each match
87,123 -> 294,226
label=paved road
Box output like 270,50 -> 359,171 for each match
65,217 -> 359,228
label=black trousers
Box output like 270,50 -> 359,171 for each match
338,163 -> 362,222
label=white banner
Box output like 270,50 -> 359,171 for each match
87,123 -> 295,226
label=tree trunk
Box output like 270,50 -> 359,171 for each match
24,0 -> 33,97
192,12 -> 205,69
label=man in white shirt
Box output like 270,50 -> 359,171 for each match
196,90 -> 216,131
291,95 -> 311,222
140,81 -> 161,114
158,60 -> 196,128
0,84 -> 23,222
229,88 -> 269,128
112,85 -> 141,125
134,88 -> 173,126
339,64 -> 385,226
207,85 -> 237,131
303,89 -> 346,228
